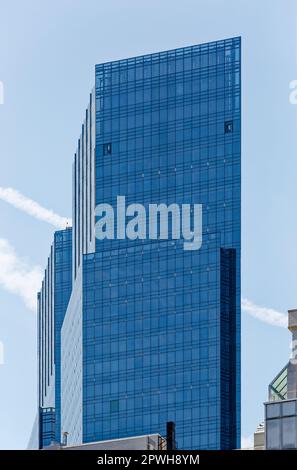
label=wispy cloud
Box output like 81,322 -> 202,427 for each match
0,238 -> 43,311
242,298 -> 287,328
241,435 -> 253,449
0,187 -> 71,229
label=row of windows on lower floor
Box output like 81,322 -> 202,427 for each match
82,339 -> 225,357
90,243 -> 239,264
82,349 -> 220,368
84,296 -> 220,310
82,350 -> 221,365
82,266 -> 222,282
83,385 -> 219,402
83,310 -> 220,324
84,269 -> 221,284
83,366 -> 220,384
83,399 -> 220,416
83,312 -> 220,325
81,315 -> 228,331
82,299 -> 227,315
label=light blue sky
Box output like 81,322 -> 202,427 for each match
0,0 -> 296,449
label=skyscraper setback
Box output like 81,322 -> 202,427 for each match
33,37 -> 241,450
37,228 -> 72,448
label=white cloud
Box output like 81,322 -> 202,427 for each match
241,435 -> 253,449
242,298 -> 287,328
0,187 -> 71,229
0,238 -> 43,311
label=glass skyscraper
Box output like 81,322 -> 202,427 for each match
35,37 -> 241,450
37,228 -> 72,448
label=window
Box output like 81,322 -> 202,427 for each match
103,143 -> 112,155
110,399 -> 119,413
266,403 -> 281,419
266,418 -> 281,450
282,416 -> 297,449
282,400 -> 296,416
224,121 -> 233,134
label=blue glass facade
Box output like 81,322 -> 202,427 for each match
39,408 -> 55,448
36,37 -> 241,451
53,229 -> 73,443
37,228 -> 72,448
80,37 -> 241,450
